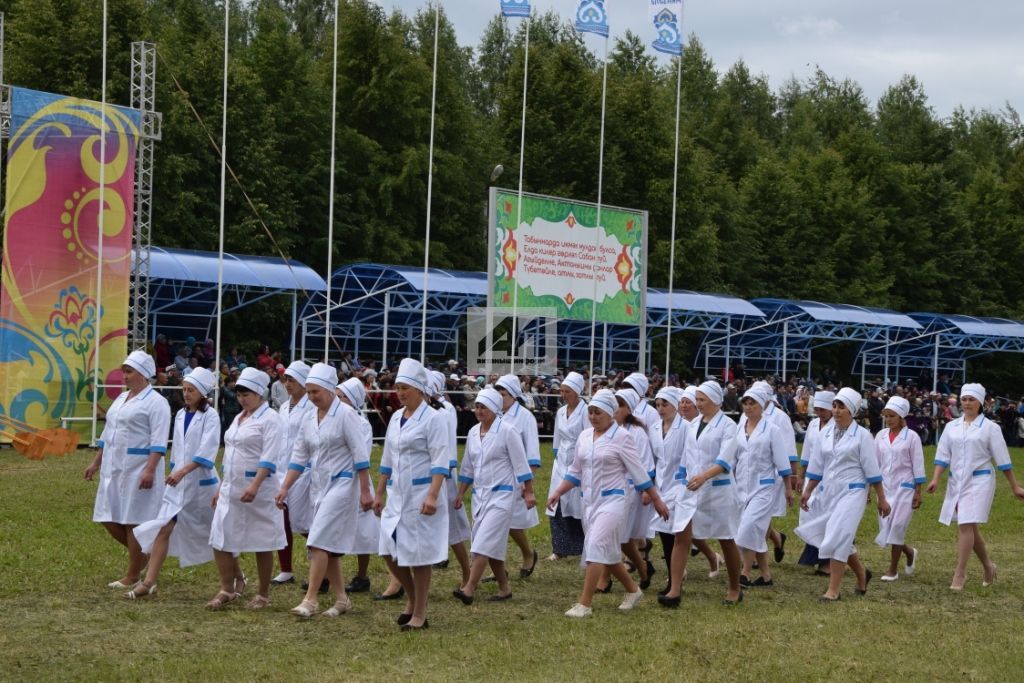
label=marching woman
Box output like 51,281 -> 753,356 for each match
675,386 -> 723,578
85,350 -> 171,589
659,381 -> 742,607
796,387 -> 890,601
452,388 -> 536,604
548,372 -> 587,560
495,374 -> 541,578
747,380 -> 797,562
207,367 -> 286,610
430,370 -> 472,587
373,358 -> 450,630
796,391 -> 834,572
548,390 -> 669,617
336,376 -> 380,595
649,386 -> 687,592
271,360 -> 313,587
874,396 -> 925,581
276,363 -> 372,618
926,383 -> 1024,590
623,372 -> 658,430
734,388 -> 795,588
130,367 -> 221,598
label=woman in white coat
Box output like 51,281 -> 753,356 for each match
276,363 -> 373,618
796,391 -> 834,573
874,396 -> 925,581
495,374 -> 541,577
373,358 -> 450,630
452,388 -> 536,604
430,370 -> 472,587
271,360 -> 312,587
926,383 -> 1024,590
207,367 -> 286,609
548,390 -> 669,618
649,387 -> 689,594
734,389 -> 794,588
85,350 -> 171,589
336,376 -> 380,595
623,372 -> 657,430
746,380 -> 797,562
797,387 -> 891,601
548,372 -> 587,560
674,386 -> 722,579
130,367 -> 221,598
659,381 -> 742,607
609,389 -> 656,589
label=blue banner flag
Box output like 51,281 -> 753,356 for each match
575,1 -> 609,38
649,1 -> 683,56
500,0 -> 530,18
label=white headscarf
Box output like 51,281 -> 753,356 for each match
624,372 -> 649,397
338,377 -> 366,408
395,358 -> 429,394
697,381 -> 724,406
655,386 -> 682,406
475,387 -> 503,416
124,350 -> 156,379
960,383 -> 986,405
590,389 -> 617,418
562,371 -> 585,397
614,389 -> 639,412
812,391 -> 835,411
306,362 -> 338,391
680,385 -> 698,406
237,367 -> 270,395
429,370 -> 447,398
183,367 -> 216,396
495,374 -> 523,399
834,387 -> 861,415
284,360 -> 311,384
741,388 -> 770,407
883,396 -> 910,418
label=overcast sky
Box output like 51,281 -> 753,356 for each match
382,0 -> 1023,118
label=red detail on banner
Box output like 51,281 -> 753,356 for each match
565,292 -> 575,306
501,231 -> 517,280
614,246 -> 633,291
566,215 -> 576,228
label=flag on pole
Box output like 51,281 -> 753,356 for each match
500,0 -> 530,18
575,0 -> 609,38
649,0 -> 684,55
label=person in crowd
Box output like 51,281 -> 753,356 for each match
153,334 -> 173,369
722,384 -> 740,414
256,345 -> 274,370
797,387 -> 890,601
797,391 -> 835,573
649,386 -> 691,595
84,351 -> 171,589
429,370 -> 472,587
270,363 -> 289,409
270,361 -> 313,588
336,377 -> 380,595
494,374 -> 541,579
622,372 -> 657,430
675,386 -> 724,578
927,383 -> 1024,590
548,390 -> 670,618
874,396 -> 925,581
130,368 -> 221,598
373,358 -> 450,630
452,388 -> 536,605
207,367 -> 286,609
547,372 -> 587,560
275,363 -> 372,618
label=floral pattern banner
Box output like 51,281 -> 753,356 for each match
0,88 -> 140,428
490,190 -> 647,326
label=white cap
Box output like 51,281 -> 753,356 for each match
429,370 -> 446,397
655,387 -> 682,406
697,381 -> 724,406
812,391 -> 836,411
624,372 -> 649,396
615,389 -> 640,412
338,377 -> 366,407
495,374 -> 523,399
237,367 -> 270,395
284,360 -> 311,384
960,383 -> 986,405
741,388 -> 770,406
124,350 -> 156,379
183,367 -> 216,396
475,387 -> 503,416
680,385 -> 698,406
590,389 -> 617,418
562,371 -> 585,397
395,358 -> 429,394
835,387 -> 861,415
884,396 -> 910,418
306,362 -> 338,391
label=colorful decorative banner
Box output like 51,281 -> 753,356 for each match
575,0 -> 609,38
0,88 -> 140,428
649,0 -> 684,55
500,0 -> 530,18
489,189 -> 647,326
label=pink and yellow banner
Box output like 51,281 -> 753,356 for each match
0,88 -> 140,428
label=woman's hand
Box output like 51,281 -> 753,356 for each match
654,498 -> 670,521
523,490 -> 537,510
274,488 -> 289,509
912,491 -> 922,509
926,478 -> 939,494
139,466 -> 156,490
546,493 -> 560,512
641,491 -> 652,506
211,492 -> 219,509
784,489 -> 794,508
453,496 -> 463,510
877,496 -> 892,518
1012,485 -> 1024,502
373,496 -> 385,517
800,492 -> 811,511
360,490 -> 374,512
686,473 -> 707,491
166,469 -> 184,487
240,483 -> 259,503
83,460 -> 100,482
420,493 -> 437,516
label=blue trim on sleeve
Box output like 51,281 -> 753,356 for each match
192,456 -> 215,469
126,448 -> 150,456
711,479 -> 732,487
288,463 -> 306,473
648,469 -> 657,479
517,472 -> 534,483
379,466 -> 393,476
96,440 -> 105,449
799,459 -> 809,468
788,454 -> 798,462
430,467 -> 449,476
759,478 -> 776,486
564,474 -> 582,486
552,448 -> 559,457
411,476 -> 432,486
449,459 -> 458,468
866,475 -> 883,484
354,460 -> 370,471
778,468 -> 793,477
714,458 -> 732,473
528,458 -> 542,467
914,476 -> 927,484
258,460 -> 277,473
934,459 -> 949,469
458,475 -> 473,484
997,463 -> 1013,471
149,446 -> 167,454
806,472 -> 822,482
634,479 -> 653,492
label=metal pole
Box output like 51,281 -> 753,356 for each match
509,11 -> 531,371
664,54 -> 682,377
323,0 -> 340,360
883,328 -> 889,389
90,0 -> 108,446
289,291 -> 297,361
586,35 -> 609,394
724,322 -> 731,383
419,4 -> 440,363
601,322 -> 608,375
933,334 -> 939,393
212,0 -> 229,410
382,291 -> 389,369
781,321 -> 788,383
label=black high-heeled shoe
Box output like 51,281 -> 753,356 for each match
657,593 -> 681,608
375,586 -> 405,601
396,613 -> 413,625
400,619 -> 429,631
595,581 -> 612,594
722,591 -> 744,606
855,569 -> 873,596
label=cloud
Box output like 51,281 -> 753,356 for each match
774,16 -> 841,39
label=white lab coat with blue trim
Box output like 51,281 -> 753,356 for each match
548,401 -> 587,519
873,426 -> 925,546
649,414 -> 689,535
134,407 -> 221,567
624,422 -> 656,540
289,397 -> 370,554
350,411 -> 381,554
93,386 -> 171,525
682,411 -> 740,540
934,415 -> 1012,526
279,395 -> 314,534
565,424 -> 654,565
378,403 -> 451,566
797,417 -> 829,531
208,403 -> 286,553
460,417 -> 533,560
502,401 -> 541,530
740,402 -> 797,517
733,418 -> 793,553
440,400 -> 472,545
632,399 -> 658,431
795,422 -> 881,563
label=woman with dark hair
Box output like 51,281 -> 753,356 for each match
547,372 -> 587,560
495,374 -> 541,578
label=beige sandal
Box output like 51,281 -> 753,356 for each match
206,590 -> 240,610
322,597 -> 352,617
290,599 -> 319,618
245,595 -> 271,610
125,583 -> 158,599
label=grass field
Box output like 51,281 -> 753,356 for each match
2,443 -> 1024,682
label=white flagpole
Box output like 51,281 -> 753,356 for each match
509,10 -> 531,375
213,0 -> 229,409
90,0 -> 108,446
587,35 -> 609,394
420,3 -> 440,363
324,0 -> 339,361
665,51 -> 682,379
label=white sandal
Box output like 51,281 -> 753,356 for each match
125,583 -> 158,599
322,597 -> 352,617
290,598 -> 319,618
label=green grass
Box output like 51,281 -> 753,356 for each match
2,444 -> 1024,682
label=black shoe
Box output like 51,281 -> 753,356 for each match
855,569 -> 873,596
657,583 -> 671,597
301,579 -> 330,594
433,560 -> 449,569
345,576 -> 371,593
774,532 -> 787,563
722,591 -> 744,606
751,577 -> 774,587
487,592 -> 513,602
452,588 -> 474,605
400,619 -> 429,631
595,581 -> 612,594
818,594 -> 841,603
374,587 -> 405,601
642,539 -> 653,560
690,545 -> 700,557
396,612 -> 412,625
657,594 -> 681,608
624,561 -> 637,574
520,550 -> 539,578
739,575 -> 751,588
